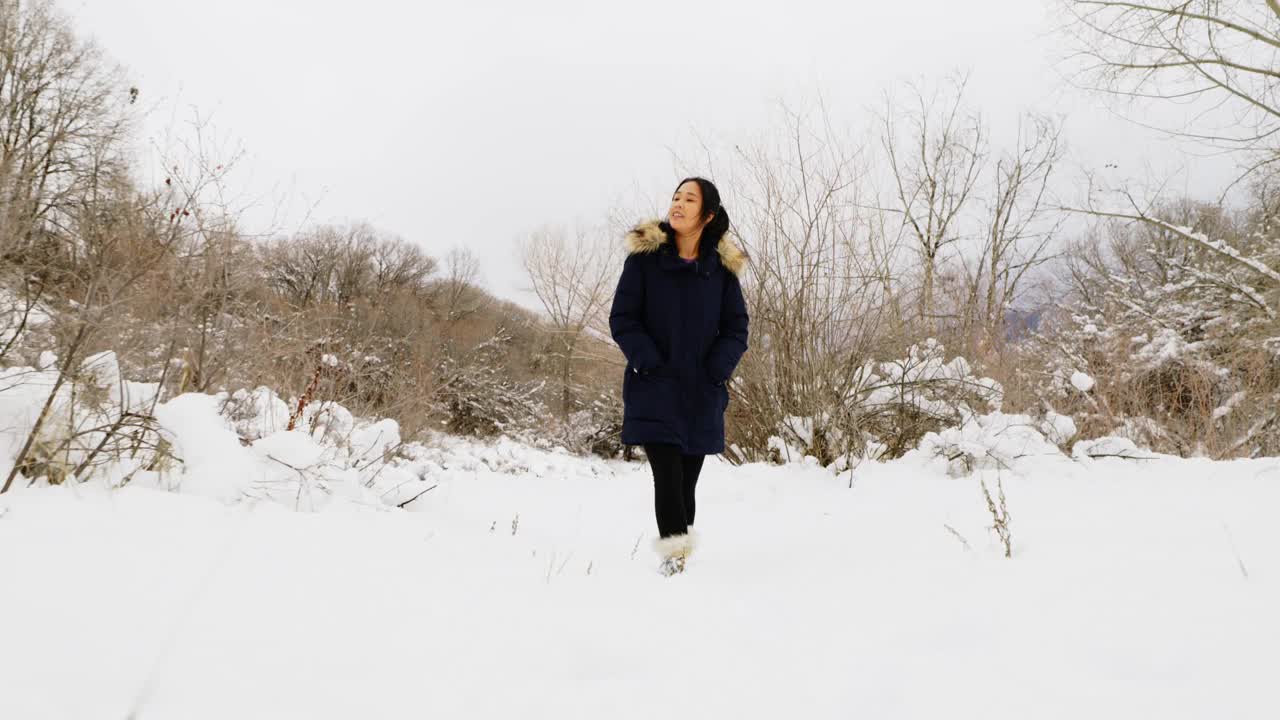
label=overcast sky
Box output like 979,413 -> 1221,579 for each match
66,0 -> 1239,308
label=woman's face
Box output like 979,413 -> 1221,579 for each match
669,181 -> 711,235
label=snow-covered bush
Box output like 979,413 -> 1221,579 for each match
0,351 -> 169,489
910,410 -> 1159,478
221,386 -> 292,440
156,389 -> 426,510
856,339 -> 1003,454
1070,436 -> 1155,460
434,332 -> 545,438
0,344 -> 446,510
750,340 -> 1003,468
1028,202 -> 1280,457
405,431 -> 616,481
541,391 -> 626,459
914,411 -> 1062,477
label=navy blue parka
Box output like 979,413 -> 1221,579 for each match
609,220 -> 750,455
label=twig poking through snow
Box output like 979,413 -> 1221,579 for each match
264,454 -> 320,512
545,551 -> 572,583
1222,522 -> 1250,580
395,484 -> 437,509
943,524 -> 972,552
980,474 -> 1014,558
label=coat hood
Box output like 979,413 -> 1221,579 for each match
624,219 -> 747,277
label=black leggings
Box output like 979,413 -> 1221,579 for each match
643,444 -> 706,538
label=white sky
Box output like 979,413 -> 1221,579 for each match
66,0 -> 1240,308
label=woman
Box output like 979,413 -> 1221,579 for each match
608,177 -> 749,576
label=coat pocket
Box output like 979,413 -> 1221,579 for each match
624,366 -> 679,422
700,365 -> 729,410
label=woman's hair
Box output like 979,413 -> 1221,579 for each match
671,176 -> 730,248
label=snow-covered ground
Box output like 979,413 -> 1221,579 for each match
1,349 -> 1278,718
2,445 -> 1278,718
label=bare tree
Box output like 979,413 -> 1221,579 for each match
729,103 -> 906,465
1060,0 -> 1280,181
1068,184 -> 1279,311
2,128 -> 236,493
260,222 -> 437,309
882,76 -> 986,323
971,114 -> 1064,339
1042,1 -> 1280,457
370,233 -> 437,296
521,224 -> 616,417
433,246 -> 486,329
0,0 -> 132,261
261,230 -> 343,308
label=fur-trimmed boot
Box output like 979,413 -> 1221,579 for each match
654,530 -> 697,577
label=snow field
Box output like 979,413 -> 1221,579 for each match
2,449 -> 1277,719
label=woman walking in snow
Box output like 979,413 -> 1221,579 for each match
608,177 -> 749,576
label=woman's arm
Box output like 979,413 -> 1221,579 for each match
704,273 -> 749,385
609,255 -> 663,371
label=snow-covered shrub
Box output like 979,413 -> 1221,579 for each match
914,412 -> 1062,477
435,332 -> 545,438
1039,411 -> 1078,447
542,391 -> 626,459
748,340 -> 1003,468
405,431 -> 616,482
221,386 -> 291,441
300,399 -> 356,446
1,352 -> 169,488
238,416 -> 424,510
0,345 -> 445,510
767,413 -> 841,465
158,398 -> 420,510
856,339 -> 1003,455
1070,436 -> 1155,460
1028,202 -> 1280,457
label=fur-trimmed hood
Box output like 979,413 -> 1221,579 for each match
624,219 -> 747,277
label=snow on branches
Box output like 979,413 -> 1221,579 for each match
1036,200 -> 1280,456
